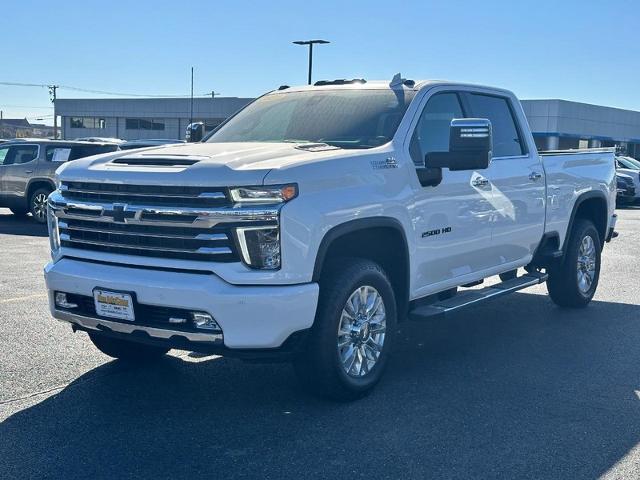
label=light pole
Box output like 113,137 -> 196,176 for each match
293,40 -> 330,85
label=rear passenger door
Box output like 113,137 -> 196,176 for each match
463,91 -> 546,268
0,144 -> 40,200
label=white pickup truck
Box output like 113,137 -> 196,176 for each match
44,77 -> 617,400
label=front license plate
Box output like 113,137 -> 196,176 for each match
93,289 -> 135,321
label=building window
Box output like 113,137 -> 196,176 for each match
70,117 -> 106,129
125,118 -> 165,131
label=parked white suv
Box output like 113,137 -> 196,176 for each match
44,78 -> 617,400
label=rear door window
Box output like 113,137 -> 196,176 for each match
466,93 -> 525,157
69,144 -> 119,160
46,144 -> 119,162
46,147 -> 72,162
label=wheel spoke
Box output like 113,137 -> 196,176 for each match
337,285 -> 387,378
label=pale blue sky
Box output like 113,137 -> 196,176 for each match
2,0 -> 638,125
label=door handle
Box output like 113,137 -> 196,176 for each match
471,177 -> 490,188
529,171 -> 543,182
25,170 -> 34,174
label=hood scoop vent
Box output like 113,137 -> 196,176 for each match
294,143 -> 341,152
112,156 -> 201,167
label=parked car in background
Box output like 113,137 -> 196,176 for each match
45,78 -> 617,400
616,155 -> 640,203
74,137 -> 125,144
0,140 -> 120,223
616,172 -> 636,206
119,139 -> 186,150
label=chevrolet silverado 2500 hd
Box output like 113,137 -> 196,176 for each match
45,78 -> 617,400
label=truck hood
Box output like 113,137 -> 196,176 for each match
57,142 -> 348,187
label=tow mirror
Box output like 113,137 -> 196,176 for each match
425,118 -> 492,171
186,122 -> 205,142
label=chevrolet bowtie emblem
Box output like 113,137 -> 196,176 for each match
110,204 -> 134,223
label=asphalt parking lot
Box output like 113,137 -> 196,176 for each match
1,207 -> 639,479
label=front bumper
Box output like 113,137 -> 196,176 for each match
44,258 -> 319,351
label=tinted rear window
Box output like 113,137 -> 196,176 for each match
467,94 -> 525,157
46,144 -> 118,162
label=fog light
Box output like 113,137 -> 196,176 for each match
191,312 -> 221,331
55,292 -> 78,309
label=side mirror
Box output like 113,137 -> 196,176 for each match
186,122 -> 205,142
425,118 -> 492,171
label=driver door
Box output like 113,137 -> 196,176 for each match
407,91 -> 497,297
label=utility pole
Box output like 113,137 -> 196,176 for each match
293,40 -> 330,85
190,67 -> 194,126
210,91 -> 220,99
48,85 -> 58,139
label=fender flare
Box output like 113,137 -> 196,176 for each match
26,177 -> 56,197
312,216 -> 409,281
563,190 -> 609,253
312,216 -> 411,318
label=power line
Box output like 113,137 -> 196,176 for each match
0,104 -> 54,109
0,80 -> 215,98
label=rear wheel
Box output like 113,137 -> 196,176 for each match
547,219 -> 601,308
9,207 -> 28,217
29,187 -> 51,224
88,333 -> 169,362
293,258 -> 397,401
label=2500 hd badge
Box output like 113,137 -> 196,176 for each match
422,226 -> 452,238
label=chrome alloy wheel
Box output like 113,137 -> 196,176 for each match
577,234 -> 597,294
337,285 -> 387,377
32,192 -> 48,222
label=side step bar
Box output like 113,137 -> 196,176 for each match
409,272 -> 548,321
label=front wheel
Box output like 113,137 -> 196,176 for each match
547,219 -> 601,308
293,258 -> 397,401
29,187 -> 51,224
88,333 -> 169,362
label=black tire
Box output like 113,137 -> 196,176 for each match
29,187 -> 52,224
547,219 -> 601,308
88,333 -> 169,362
293,258 -> 397,401
9,207 -> 28,217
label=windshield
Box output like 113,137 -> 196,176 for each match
206,89 -> 416,149
618,156 -> 640,170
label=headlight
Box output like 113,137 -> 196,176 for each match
236,226 -> 280,269
47,204 -> 60,257
230,184 -> 297,204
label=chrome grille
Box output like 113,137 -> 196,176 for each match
61,181 -> 229,207
50,182 -> 280,264
58,218 -> 237,262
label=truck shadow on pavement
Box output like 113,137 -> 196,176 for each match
0,211 -> 48,237
2,292 -> 640,479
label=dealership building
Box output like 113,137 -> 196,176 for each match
55,97 -> 253,141
55,96 -> 640,158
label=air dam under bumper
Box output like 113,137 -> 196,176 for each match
44,258 -> 319,350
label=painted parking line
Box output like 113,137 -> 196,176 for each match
0,293 -> 48,305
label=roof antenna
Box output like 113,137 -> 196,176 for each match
390,73 -> 404,87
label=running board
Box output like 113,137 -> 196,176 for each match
409,272 -> 548,321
